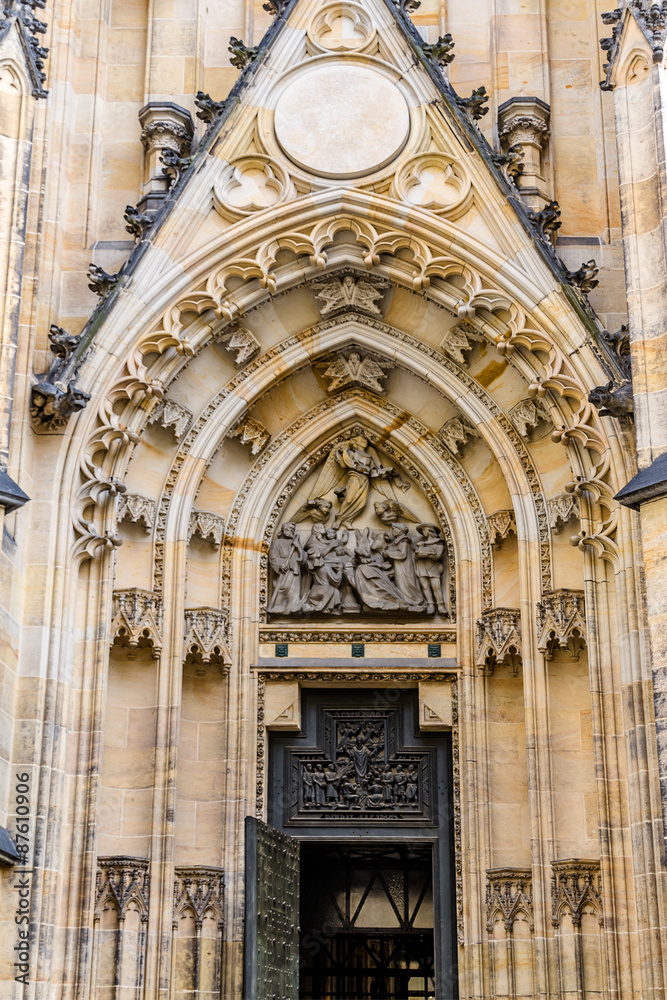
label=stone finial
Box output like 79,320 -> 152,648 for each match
138,102 -> 194,210
487,509 -> 517,547
439,416 -> 480,456
440,321 -> 483,367
318,351 -> 393,394
183,608 -> 231,674
486,868 -> 533,932
546,493 -> 580,533
498,97 -> 551,207
476,608 -> 522,675
188,509 -> 225,547
230,415 -> 270,456
149,399 -> 192,439
536,590 -> 586,661
110,589 -> 163,659
117,493 -> 156,533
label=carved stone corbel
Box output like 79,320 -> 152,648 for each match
487,510 -> 517,547
188,509 -> 225,547
149,399 -> 193,439
111,589 -> 163,659
230,415 -> 270,456
509,397 -> 551,439
547,493 -> 580,533
184,608 -> 230,674
117,493 -> 156,533
439,321 -> 484,367
536,589 -> 586,661
439,416 -> 480,456
476,609 -> 522,675
216,326 -> 261,366
498,97 -> 551,207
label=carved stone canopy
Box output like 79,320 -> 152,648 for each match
267,430 -> 452,620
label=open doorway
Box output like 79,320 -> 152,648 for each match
299,843 -> 435,1000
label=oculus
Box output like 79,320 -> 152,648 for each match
274,64 -> 410,178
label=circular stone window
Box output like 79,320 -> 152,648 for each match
274,64 -> 410,179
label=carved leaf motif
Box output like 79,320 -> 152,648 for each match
111,589 -> 163,658
189,510 -> 225,547
230,415 -> 270,455
117,493 -> 156,532
439,416 -> 480,455
318,351 -> 394,394
310,275 -> 389,316
440,322 -> 483,366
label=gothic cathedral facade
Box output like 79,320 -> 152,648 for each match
1,0 -> 667,995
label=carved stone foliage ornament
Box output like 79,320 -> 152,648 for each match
215,326 -> 261,366
486,868 -> 533,931
536,590 -> 586,661
318,350 -> 393,394
476,609 -> 522,675
95,857 -> 150,921
184,608 -> 231,673
189,509 -> 225,547
487,509 -> 517,547
117,493 -> 156,533
173,866 -> 224,926
392,153 -> 471,215
30,324 -> 90,430
268,437 -> 450,618
547,492 -> 580,532
287,709 -> 432,823
111,589 -> 163,659
551,860 -> 602,927
310,274 -> 389,316
213,156 -> 292,218
509,397 -> 551,439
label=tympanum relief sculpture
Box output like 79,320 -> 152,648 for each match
268,435 -> 450,617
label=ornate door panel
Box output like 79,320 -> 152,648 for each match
244,816 -> 300,1000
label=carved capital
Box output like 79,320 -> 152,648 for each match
95,857 -> 150,920
230,415 -> 270,456
551,859 -> 602,927
184,607 -> 230,673
111,589 -> 163,659
487,509 -> 517,547
486,868 -> 533,932
536,589 -> 586,660
117,493 -> 156,533
188,509 -> 225,547
476,609 -> 522,675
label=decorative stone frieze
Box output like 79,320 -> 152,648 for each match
476,609 -> 522,675
117,493 -> 156,532
188,509 -> 225,547
173,866 -> 224,925
95,857 -> 150,920
536,590 -> 586,661
149,398 -> 192,439
486,868 -> 533,931
138,101 -> 194,209
318,350 -> 393,394
111,589 -> 163,659
547,492 -> 580,532
439,321 -> 483,366
498,96 -> 551,206
230,415 -> 270,455
184,608 -> 231,673
216,326 -> 261,365
310,274 -> 389,316
551,859 -> 602,926
439,416 -> 480,456
509,397 -> 551,439
487,509 -> 517,547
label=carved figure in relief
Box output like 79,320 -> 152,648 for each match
303,764 -> 315,806
312,764 -> 327,806
267,523 -> 306,613
326,527 -> 361,612
394,765 -> 407,803
406,765 -> 418,803
374,499 -> 420,525
303,525 -> 342,613
414,524 -> 448,615
292,497 -> 333,523
381,764 -> 394,803
307,435 -> 415,529
325,763 -> 340,804
353,528 -> 413,611
385,523 -> 425,609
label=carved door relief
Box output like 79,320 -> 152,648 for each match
244,817 -> 300,1000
